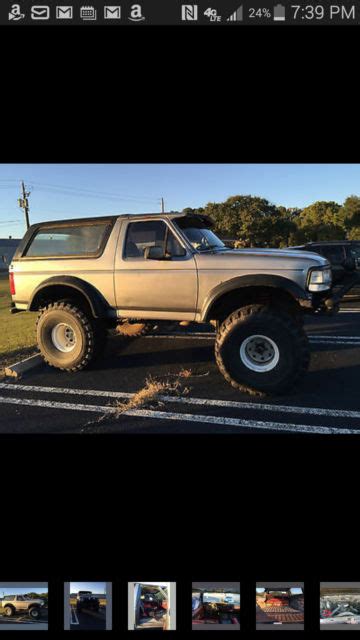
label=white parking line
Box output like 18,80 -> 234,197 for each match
0,394 -> 360,434
71,606 -> 79,625
142,332 -> 360,345
1,382 -> 360,419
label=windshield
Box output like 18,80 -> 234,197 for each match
177,225 -> 225,252
203,592 -> 240,605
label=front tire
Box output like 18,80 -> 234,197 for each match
4,606 -> 15,617
215,305 -> 310,395
36,302 -> 96,371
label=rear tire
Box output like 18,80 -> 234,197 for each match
36,302 -> 96,371
215,304 -> 310,396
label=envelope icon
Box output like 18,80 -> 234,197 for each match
31,5 -> 50,19
104,6 -> 121,19
56,6 -> 73,18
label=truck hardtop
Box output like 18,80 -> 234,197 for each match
9,211 -> 353,395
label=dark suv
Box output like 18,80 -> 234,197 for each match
290,241 -> 360,285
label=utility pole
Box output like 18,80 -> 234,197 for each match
18,181 -> 30,229
161,197 -> 165,213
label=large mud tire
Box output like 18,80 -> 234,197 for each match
215,304 -> 310,396
36,302 -> 97,372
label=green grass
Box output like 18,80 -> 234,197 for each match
0,273 -> 37,364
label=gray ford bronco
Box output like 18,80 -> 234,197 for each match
9,212 -> 351,395
1,594 -> 45,619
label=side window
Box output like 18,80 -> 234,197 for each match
124,221 -> 166,258
124,221 -> 186,259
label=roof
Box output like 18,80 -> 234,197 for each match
28,212 -> 186,228
292,241 -> 360,247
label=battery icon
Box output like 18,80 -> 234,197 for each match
273,3 -> 285,20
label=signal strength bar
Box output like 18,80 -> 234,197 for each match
227,5 -> 243,20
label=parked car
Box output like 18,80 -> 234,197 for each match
9,212 -> 356,395
289,241 -> 360,284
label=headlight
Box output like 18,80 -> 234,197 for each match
308,267 -> 332,292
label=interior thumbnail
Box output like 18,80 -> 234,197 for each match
192,582 -> 240,629
128,582 -> 175,630
256,583 -> 304,629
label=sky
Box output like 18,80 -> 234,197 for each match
70,582 -> 106,594
0,163 -> 359,239
0,586 -> 48,597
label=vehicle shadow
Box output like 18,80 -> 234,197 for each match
91,340 -> 215,371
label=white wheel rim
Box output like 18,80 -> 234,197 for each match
240,334 -> 280,373
51,323 -> 77,353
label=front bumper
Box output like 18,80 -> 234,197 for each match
304,272 -> 360,315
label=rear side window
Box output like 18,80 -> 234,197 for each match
24,223 -> 110,257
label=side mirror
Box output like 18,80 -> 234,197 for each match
144,245 -> 167,260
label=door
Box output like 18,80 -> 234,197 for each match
115,219 -> 198,320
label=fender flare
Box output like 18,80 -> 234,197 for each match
28,275 -> 109,318
201,274 -> 310,321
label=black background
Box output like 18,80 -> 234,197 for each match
1,22 -> 357,636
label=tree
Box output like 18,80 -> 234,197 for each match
339,195 -> 360,238
202,195 -> 284,247
297,200 -> 344,241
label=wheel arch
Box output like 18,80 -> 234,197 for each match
28,276 -> 108,318
201,275 -> 308,322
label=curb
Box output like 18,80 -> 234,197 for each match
4,354 -> 44,379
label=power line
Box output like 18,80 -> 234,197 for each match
27,181 -> 160,202
0,178 -> 162,204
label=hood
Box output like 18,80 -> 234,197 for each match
219,247 -> 329,264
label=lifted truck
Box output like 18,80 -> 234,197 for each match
1,594 -> 45,619
76,591 -> 100,613
8,212 -> 355,395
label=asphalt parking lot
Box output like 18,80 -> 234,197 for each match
70,606 -> 106,630
0,611 -> 48,627
1,309 -> 360,434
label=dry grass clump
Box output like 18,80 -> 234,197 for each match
115,375 -> 185,415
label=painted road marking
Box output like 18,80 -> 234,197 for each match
71,607 -> 79,625
0,394 -> 360,434
1,382 -> 360,419
141,332 -> 360,344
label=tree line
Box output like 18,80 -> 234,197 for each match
182,195 -> 360,247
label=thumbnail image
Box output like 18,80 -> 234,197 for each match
320,583 -> 360,627
65,582 -> 111,631
256,583 -> 304,630
128,582 -> 176,630
192,582 -> 240,630
0,583 -> 48,630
